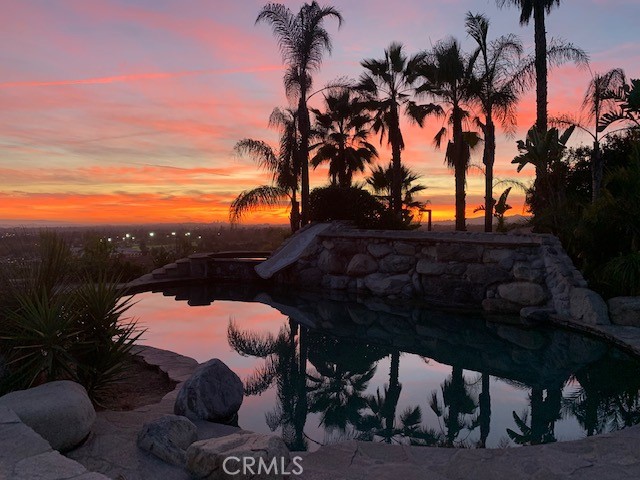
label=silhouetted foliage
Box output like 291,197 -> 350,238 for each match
308,186 -> 385,228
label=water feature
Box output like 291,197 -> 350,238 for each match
129,284 -> 640,451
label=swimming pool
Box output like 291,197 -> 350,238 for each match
129,284 -> 640,451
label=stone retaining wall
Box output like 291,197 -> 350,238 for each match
272,225 -> 610,325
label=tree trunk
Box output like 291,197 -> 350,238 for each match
592,140 -> 603,202
484,119 -> 496,233
453,105 -> 466,231
534,3 -> 548,135
293,325 -> 308,449
478,373 -> 491,448
298,93 -> 311,226
390,108 -> 403,216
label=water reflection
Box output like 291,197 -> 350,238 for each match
136,284 -> 640,450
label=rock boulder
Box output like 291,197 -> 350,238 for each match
186,433 -> 290,480
0,380 -> 95,452
174,359 -> 244,423
608,297 -> 640,327
570,288 -> 610,325
137,414 -> 197,466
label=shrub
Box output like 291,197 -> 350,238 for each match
0,232 -> 144,402
309,186 -> 385,228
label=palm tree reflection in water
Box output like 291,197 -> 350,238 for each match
227,314 -> 640,450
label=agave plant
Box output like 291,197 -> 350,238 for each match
72,276 -> 144,401
0,290 -> 79,392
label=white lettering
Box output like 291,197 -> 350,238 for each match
222,456 -> 241,475
243,456 -> 256,475
291,456 -> 304,475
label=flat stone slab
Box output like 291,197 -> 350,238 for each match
255,223 -> 331,279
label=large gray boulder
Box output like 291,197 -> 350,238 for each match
607,297 -> 640,326
174,359 -> 243,423
0,380 -> 95,452
137,414 -> 198,466
186,433 -> 290,480
570,288 -> 610,325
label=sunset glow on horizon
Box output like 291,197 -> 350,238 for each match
2,0 -> 639,226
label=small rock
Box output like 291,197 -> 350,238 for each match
0,380 -> 95,452
570,288 -> 610,325
186,433 -> 290,480
364,273 -> 411,296
379,254 -> 414,273
608,297 -> 640,327
498,282 -> 547,306
436,244 -> 483,262
137,415 -> 197,466
394,242 -> 415,256
317,250 -> 345,274
367,243 -> 392,258
345,254 -> 378,276
321,274 -> 350,290
512,262 -> 543,282
465,264 -> 510,285
416,259 -> 446,275
174,359 -> 244,423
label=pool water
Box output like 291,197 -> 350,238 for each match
129,285 -> 640,451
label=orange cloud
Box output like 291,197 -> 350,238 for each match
0,66 -> 283,89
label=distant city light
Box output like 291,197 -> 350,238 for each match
185,232 -> 191,236
107,238 -> 112,242
125,233 -> 130,238
171,232 -> 176,236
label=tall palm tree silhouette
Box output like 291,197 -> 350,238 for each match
419,39 -> 480,231
465,13 -> 522,232
230,108 -> 301,231
359,43 -> 437,216
256,2 -> 343,226
310,88 -> 378,188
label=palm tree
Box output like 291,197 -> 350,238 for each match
429,366 -> 479,447
256,2 -> 343,226
310,89 -> 378,187
496,0 -> 559,134
366,162 -> 428,217
466,13 -> 522,232
554,68 -> 628,201
358,43 -> 437,216
418,38 -> 480,231
230,108 -> 301,232
512,125 -> 574,232
227,319 -> 310,450
306,334 -> 383,433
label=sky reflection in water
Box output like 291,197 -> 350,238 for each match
129,288 -> 640,451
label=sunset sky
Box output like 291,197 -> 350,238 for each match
1,0 -> 639,225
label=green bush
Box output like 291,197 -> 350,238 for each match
309,186 -> 385,228
0,232 -> 144,402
